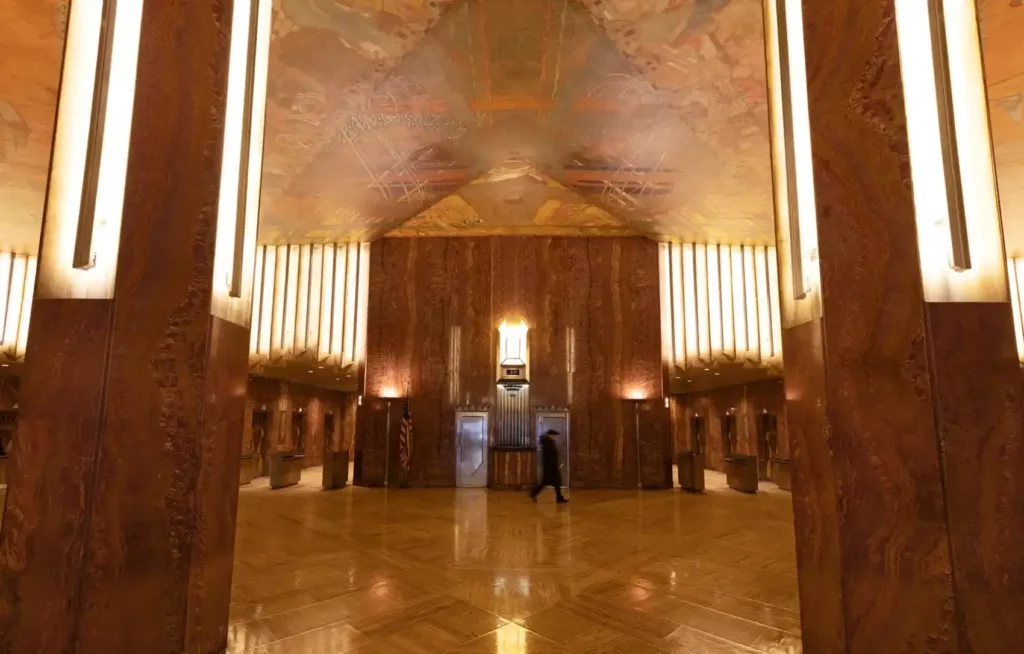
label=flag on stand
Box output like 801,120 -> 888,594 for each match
398,397 -> 412,478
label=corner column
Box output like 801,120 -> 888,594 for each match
769,0 -> 1024,651
0,0 -> 269,651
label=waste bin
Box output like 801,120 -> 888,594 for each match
677,451 -> 705,493
270,451 -> 305,489
725,454 -> 758,493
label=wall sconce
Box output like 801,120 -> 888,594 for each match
498,319 -> 528,366
895,0 -> 1006,302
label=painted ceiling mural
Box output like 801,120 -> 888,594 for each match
0,0 -> 67,255
259,0 -> 778,242
3,1 -> 1017,249
981,0 -> 1024,255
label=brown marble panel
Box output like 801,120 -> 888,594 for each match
637,400 -> 671,489
185,316 -> 250,653
674,380 -> 784,472
797,0 -> 959,649
244,377 -> 348,467
0,299 -> 114,654
362,236 -> 662,488
924,302 -> 1024,650
779,319 -> 843,653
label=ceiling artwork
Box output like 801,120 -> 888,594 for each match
981,0 -> 1024,255
259,0 -> 778,243
0,0 -> 68,256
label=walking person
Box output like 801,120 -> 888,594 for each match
531,429 -> 568,504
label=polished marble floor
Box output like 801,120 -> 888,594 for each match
226,469 -> 802,653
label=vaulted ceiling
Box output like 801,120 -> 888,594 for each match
258,0 -> 776,243
1,1 -> 1022,253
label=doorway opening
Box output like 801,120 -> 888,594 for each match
251,409 -> 270,477
757,412 -> 779,481
536,410 -> 570,488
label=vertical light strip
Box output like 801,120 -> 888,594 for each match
768,246 -> 784,359
0,256 -> 11,340
695,244 -> 711,363
682,244 -> 699,366
720,247 -> 734,357
781,0 -> 819,299
332,246 -> 347,359
282,244 -> 300,354
15,258 -> 37,358
344,243 -> 360,363
249,246 -> 265,356
942,0 -> 1000,276
295,244 -> 311,353
216,0 -> 257,296
731,246 -> 747,353
1015,261 -> 1024,363
258,246 -> 275,356
657,244 -> 674,370
75,0 -> 144,273
895,0 -> 1006,301
270,245 -> 288,356
3,257 -> 28,356
669,244 -> 685,366
354,242 -> 371,365
743,246 -> 759,358
707,245 -> 723,360
318,244 -> 335,362
754,246 -> 773,360
37,0 -> 143,298
1009,259 -> 1024,362
307,244 -> 323,354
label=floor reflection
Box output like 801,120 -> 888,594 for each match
227,468 -> 802,653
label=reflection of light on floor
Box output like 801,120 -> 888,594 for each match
518,576 -> 530,597
497,624 -> 529,654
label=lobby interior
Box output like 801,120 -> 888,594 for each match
1,0 -> 1024,652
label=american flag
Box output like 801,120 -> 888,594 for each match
398,397 -> 412,474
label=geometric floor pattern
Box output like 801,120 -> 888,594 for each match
226,470 -> 803,653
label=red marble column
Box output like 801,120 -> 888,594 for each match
780,0 -> 1024,651
0,2 -> 250,652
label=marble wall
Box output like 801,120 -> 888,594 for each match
244,377 -> 354,468
672,379 -> 787,472
357,236 -> 670,488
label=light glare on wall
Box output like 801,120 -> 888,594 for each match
659,243 -> 783,370
894,0 -> 1007,302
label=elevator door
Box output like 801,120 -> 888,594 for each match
536,411 -> 570,487
456,412 -> 489,488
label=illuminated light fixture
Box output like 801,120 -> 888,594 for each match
498,319 -> 529,366
37,0 -> 144,299
0,254 -> 38,363
895,0 -> 1007,302
213,0 -> 273,324
248,242 -> 370,369
1006,258 -> 1024,363
658,243 -> 784,372
765,0 -> 820,304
